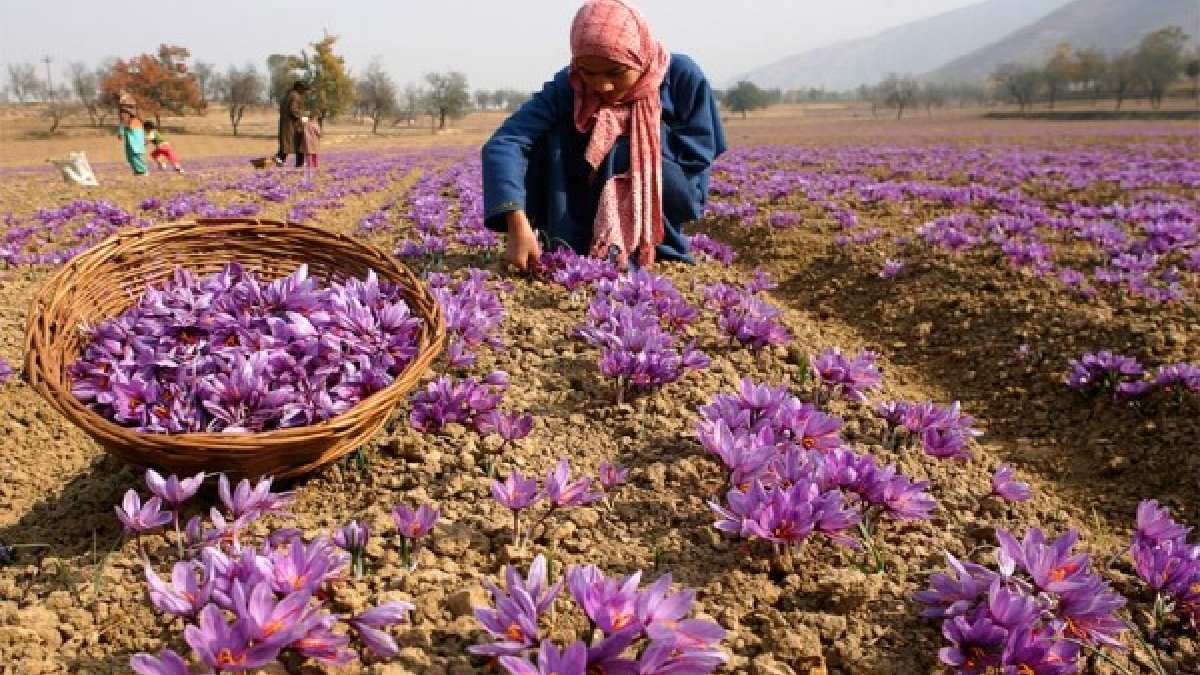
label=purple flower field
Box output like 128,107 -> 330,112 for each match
0,123 -> 1197,673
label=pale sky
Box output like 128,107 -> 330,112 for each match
0,0 -> 982,91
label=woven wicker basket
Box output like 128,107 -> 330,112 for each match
24,218 -> 445,479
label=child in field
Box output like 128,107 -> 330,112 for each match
117,110 -> 148,176
483,0 -> 726,270
144,121 -> 184,173
303,117 -> 321,168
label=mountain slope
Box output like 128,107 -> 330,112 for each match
735,0 -> 1072,90
928,0 -> 1200,83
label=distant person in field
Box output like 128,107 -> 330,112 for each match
143,121 -> 184,173
482,0 -> 726,270
303,117 -> 321,169
116,107 -> 148,177
275,80 -> 310,167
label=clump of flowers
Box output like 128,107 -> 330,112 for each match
1066,350 -> 1147,401
69,264 -> 424,434
471,554 -> 727,674
535,248 -> 620,296
408,370 -> 512,434
879,258 -> 905,279
428,269 -> 509,368
702,271 -> 792,353
915,527 -> 1127,674
699,379 -> 935,569
810,347 -> 882,404
689,233 -> 736,264
491,460 -> 607,549
576,276 -> 708,404
1129,500 -> 1198,639
128,471 -> 416,671
874,400 -> 982,460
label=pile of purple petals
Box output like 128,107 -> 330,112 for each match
69,263 -> 423,434
427,269 -> 510,368
700,379 -> 935,554
471,554 -> 727,674
874,400 -> 983,460
915,527 -> 1127,674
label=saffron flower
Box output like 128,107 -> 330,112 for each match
990,465 -> 1031,502
115,489 -> 173,534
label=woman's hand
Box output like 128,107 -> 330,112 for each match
504,211 -> 541,272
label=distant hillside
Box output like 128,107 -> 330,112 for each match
734,0 -> 1072,91
928,0 -> 1200,83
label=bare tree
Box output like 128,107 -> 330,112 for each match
1106,51 -> 1141,110
878,73 -> 919,119
67,62 -> 103,125
424,71 -> 470,129
356,59 -> 398,134
1186,46 -> 1200,105
1073,47 -> 1108,106
991,63 -> 1040,112
192,61 -> 220,105
220,64 -> 265,136
6,62 -> 41,102
1041,41 -> 1075,109
1135,26 -> 1189,108
43,86 -> 76,134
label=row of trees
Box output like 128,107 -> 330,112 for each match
991,26 -> 1199,111
3,34 -> 528,135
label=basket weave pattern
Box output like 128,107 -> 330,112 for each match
24,218 -> 445,479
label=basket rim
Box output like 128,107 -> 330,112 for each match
24,217 -> 446,447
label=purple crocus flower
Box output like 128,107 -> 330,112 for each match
0,358 -> 14,384
567,564 -> 643,635
129,649 -> 191,675
598,461 -> 630,491
472,555 -> 562,657
332,520 -> 369,553
636,573 -> 726,647
349,600 -> 414,659
499,640 -> 588,675
115,489 -> 173,533
990,465 -> 1032,502
144,560 -> 213,618
290,612 -> 354,665
234,581 -> 314,647
543,459 -> 603,509
269,536 -> 344,595
184,603 -> 280,672
1133,499 -> 1191,548
145,470 -> 205,507
218,475 -> 293,520
879,258 -> 905,279
477,410 -> 534,443
392,502 -> 439,539
492,470 -> 542,512
939,614 -> 1007,673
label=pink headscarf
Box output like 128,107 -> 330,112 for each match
569,0 -> 670,268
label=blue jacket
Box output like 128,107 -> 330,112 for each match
482,53 -> 727,261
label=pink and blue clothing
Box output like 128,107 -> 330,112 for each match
482,53 -> 726,263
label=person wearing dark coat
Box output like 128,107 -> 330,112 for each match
275,81 -> 309,167
482,0 -> 726,270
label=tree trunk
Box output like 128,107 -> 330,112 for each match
439,109 -> 447,129
372,114 -> 381,134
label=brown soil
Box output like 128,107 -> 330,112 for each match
0,115 -> 1196,675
